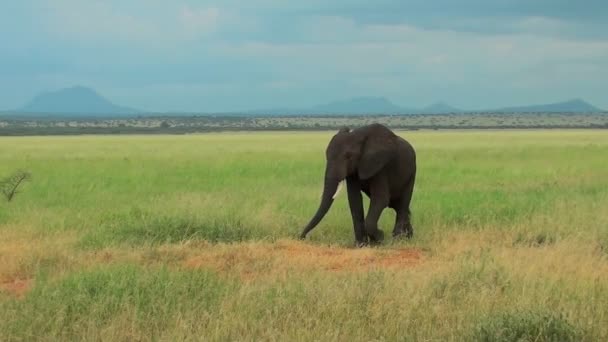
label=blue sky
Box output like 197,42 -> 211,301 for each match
1,0 -> 607,112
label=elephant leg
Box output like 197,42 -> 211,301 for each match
393,176 -> 415,239
346,176 -> 367,246
364,177 -> 389,244
393,206 -> 412,239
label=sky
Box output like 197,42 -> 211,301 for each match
1,0 -> 607,112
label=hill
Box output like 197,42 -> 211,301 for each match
494,99 -> 601,113
20,86 -> 139,115
309,96 -> 413,114
419,102 -> 461,114
251,98 -> 603,116
9,89 -> 604,117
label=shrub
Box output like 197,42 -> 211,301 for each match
0,170 -> 31,202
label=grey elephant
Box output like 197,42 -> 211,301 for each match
300,123 -> 417,246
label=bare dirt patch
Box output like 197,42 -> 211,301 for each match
0,278 -> 33,298
184,240 -> 424,280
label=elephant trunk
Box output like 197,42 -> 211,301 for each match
299,177 -> 341,239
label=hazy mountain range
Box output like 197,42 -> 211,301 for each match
6,86 -> 605,117
252,97 -> 462,115
490,99 -> 601,113
254,97 -> 602,115
18,86 -> 139,115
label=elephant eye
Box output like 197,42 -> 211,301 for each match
344,151 -> 353,159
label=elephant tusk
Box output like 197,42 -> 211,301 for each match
332,180 -> 345,199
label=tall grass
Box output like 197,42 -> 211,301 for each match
1,130 -> 607,341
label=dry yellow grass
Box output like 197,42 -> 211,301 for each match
1,130 -> 607,341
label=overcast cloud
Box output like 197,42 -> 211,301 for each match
1,0 -> 607,111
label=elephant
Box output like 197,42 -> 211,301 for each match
299,123 -> 416,246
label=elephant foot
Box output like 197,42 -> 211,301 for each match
355,240 -> 369,248
405,227 -> 413,239
392,224 -> 413,239
368,229 -> 384,245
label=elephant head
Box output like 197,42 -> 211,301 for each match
300,124 -> 397,239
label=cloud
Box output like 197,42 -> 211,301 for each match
42,1 -> 223,44
179,6 -> 220,38
219,17 -> 608,77
206,16 -> 608,109
0,1 -> 607,111
45,1 -> 155,42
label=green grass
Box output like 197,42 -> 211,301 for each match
473,310 -> 582,342
1,265 -> 233,341
1,130 -> 607,341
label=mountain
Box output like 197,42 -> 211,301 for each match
494,99 -> 601,113
250,97 -> 604,116
309,96 -> 413,115
419,102 -> 461,114
20,86 -> 139,115
254,97 -> 465,115
251,97 -> 418,115
10,88 -> 604,117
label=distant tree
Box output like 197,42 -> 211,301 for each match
160,121 -> 171,129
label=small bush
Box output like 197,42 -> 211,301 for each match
0,170 -> 31,202
472,310 -> 582,342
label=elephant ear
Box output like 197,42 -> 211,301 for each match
358,127 -> 397,180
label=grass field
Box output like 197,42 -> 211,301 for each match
1,130 -> 607,341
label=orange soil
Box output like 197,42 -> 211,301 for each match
0,241 -> 424,297
185,241 -> 424,279
0,278 -> 32,299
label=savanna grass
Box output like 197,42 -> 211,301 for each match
1,130 -> 607,341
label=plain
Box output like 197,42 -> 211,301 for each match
1,130 -> 607,341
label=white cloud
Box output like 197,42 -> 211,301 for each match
210,16 -> 608,108
45,1 -> 222,44
45,1 -> 151,42
179,6 -> 220,38
4,2 -> 607,110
